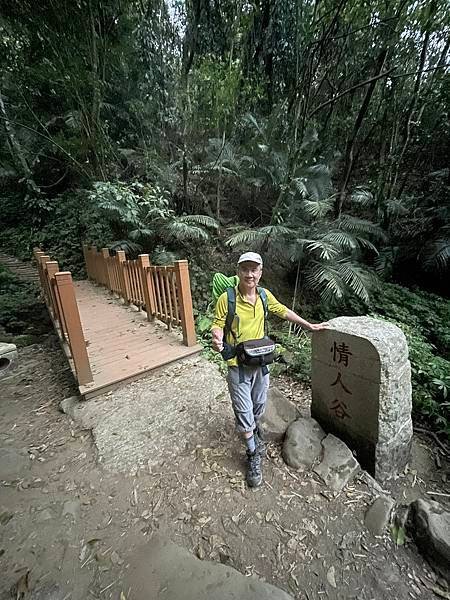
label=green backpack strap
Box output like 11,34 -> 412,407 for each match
224,287 -> 238,343
257,287 -> 269,336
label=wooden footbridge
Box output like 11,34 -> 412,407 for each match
33,246 -> 201,399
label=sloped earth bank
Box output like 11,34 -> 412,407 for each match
1,337 -> 449,600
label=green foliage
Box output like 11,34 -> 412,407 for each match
360,281 -> 449,434
270,327 -> 313,383
0,266 -> 50,345
90,180 -> 218,255
0,191 -> 110,275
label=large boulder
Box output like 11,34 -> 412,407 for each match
260,387 -> 299,442
123,534 -> 294,600
408,499 -> 450,581
282,418 -> 326,469
313,434 -> 360,492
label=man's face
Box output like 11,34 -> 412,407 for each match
238,261 -> 262,288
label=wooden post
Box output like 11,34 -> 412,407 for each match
82,244 -> 91,279
101,248 -> 110,289
39,255 -> 51,306
174,260 -> 196,346
33,249 -> 45,287
117,250 -> 131,303
138,254 -> 156,320
54,272 -> 93,385
46,261 -> 67,335
89,246 -> 98,284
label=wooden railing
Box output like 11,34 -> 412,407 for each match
82,245 -> 196,346
33,248 -> 93,385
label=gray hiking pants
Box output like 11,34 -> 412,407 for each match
227,365 -> 270,433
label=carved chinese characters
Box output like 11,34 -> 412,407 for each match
311,316 -> 413,483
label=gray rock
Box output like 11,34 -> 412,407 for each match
62,499 -> 81,521
260,387 -> 299,442
124,534 -> 294,600
0,447 -> 30,480
313,434 -> 360,492
282,418 -> 326,469
0,342 -> 18,380
311,316 -> 413,483
37,508 -> 54,522
408,499 -> 450,581
59,396 -> 80,419
364,496 -> 395,536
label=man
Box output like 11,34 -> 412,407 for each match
211,251 -> 329,488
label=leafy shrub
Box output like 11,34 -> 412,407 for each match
0,266 -> 50,344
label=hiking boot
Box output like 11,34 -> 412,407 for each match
246,449 -> 262,488
254,423 -> 266,457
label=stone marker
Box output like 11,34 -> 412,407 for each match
0,342 -> 18,380
408,499 -> 450,581
124,534 -> 294,600
311,316 -> 412,483
260,387 -> 299,442
313,434 -> 360,492
282,418 -> 326,469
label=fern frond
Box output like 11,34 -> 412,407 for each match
338,215 -> 387,241
164,221 -> 209,242
180,214 -> 219,229
322,231 -> 358,251
351,187 -> 374,206
226,229 -> 265,247
302,198 -> 333,218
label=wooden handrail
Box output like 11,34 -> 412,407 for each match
54,272 -> 93,385
33,248 -> 93,386
82,244 -> 197,345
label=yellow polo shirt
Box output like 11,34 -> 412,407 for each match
212,286 -> 289,366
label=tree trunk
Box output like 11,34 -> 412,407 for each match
390,22 -> 432,197
335,49 -> 388,217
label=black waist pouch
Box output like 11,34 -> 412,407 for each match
236,337 -> 276,366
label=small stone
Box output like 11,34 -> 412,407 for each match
327,565 -> 337,588
110,550 -> 122,565
260,387 -> 299,442
282,418 -> 326,469
0,447 -> 30,480
37,508 -> 54,522
364,496 -> 395,536
59,396 -> 80,418
62,499 -> 81,521
408,499 -> 450,581
313,434 -> 360,492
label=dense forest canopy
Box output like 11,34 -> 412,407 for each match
0,1 -> 449,428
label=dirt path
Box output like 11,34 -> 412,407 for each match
1,338 -> 448,600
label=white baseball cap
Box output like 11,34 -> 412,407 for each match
237,252 -> 263,265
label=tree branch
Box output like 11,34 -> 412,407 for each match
308,68 -> 397,118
